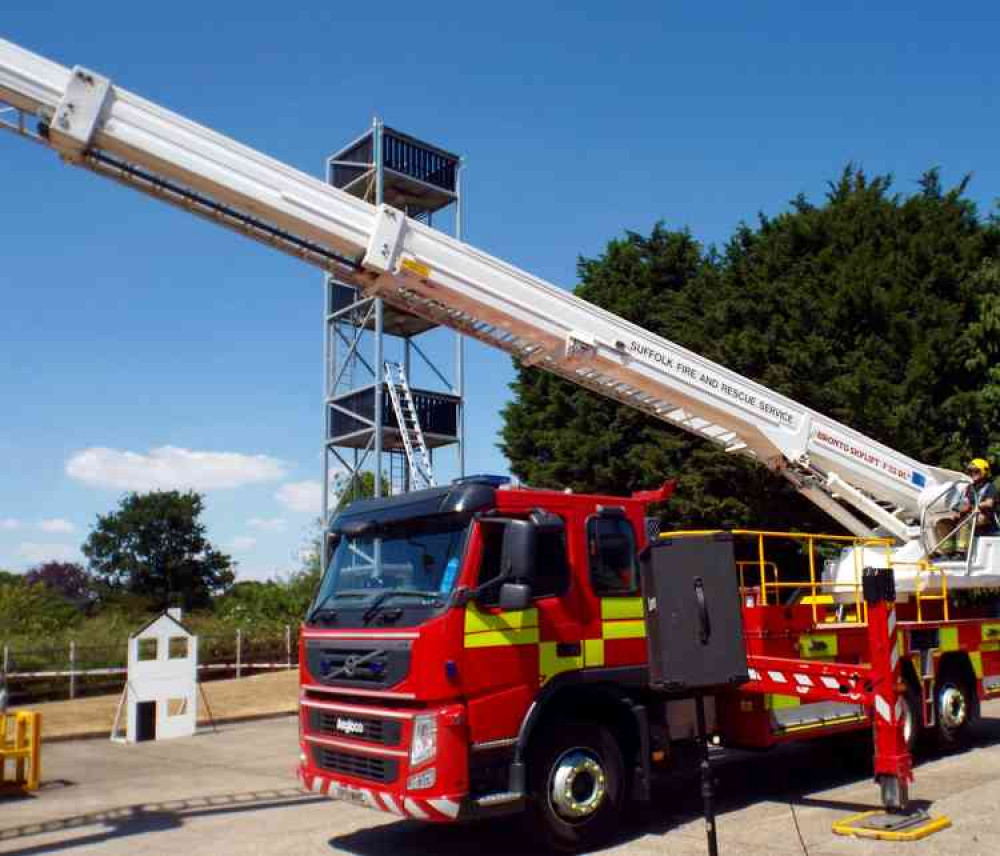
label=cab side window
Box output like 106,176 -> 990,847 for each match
476,524 -> 505,605
475,519 -> 569,604
588,515 -> 639,595
533,529 -> 569,599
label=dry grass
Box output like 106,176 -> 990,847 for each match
26,669 -> 299,740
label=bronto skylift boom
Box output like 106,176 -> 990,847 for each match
0,37 -> 985,593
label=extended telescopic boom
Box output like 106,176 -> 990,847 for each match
0,37 -> 962,539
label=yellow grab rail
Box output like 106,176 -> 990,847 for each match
664,529 -> 895,625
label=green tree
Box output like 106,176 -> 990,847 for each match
501,168 -> 1000,532
0,581 -> 81,637
83,491 -> 234,610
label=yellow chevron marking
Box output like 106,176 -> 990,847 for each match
970,651 -> 984,679
939,627 -> 959,652
465,605 -> 538,634
600,597 -> 644,620
464,627 -> 540,649
584,638 -> 605,666
602,619 -> 646,640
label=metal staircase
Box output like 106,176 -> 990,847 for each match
384,362 -> 435,490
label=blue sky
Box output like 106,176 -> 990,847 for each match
2,2 -> 998,579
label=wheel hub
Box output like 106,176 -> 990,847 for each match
938,685 -> 968,729
549,749 -> 607,820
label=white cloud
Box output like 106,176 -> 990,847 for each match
248,516 -> 288,533
0,518 -> 21,531
229,536 -> 258,552
275,481 -> 322,514
16,542 -> 79,563
38,518 -> 76,534
66,445 -> 287,492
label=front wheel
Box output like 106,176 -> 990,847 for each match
528,722 -> 625,852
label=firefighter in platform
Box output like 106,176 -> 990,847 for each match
935,458 -> 1000,556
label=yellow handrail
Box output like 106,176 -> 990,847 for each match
736,560 -> 779,605
907,562 -> 950,622
665,528 -> 895,625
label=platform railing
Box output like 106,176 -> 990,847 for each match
667,529 -> 895,624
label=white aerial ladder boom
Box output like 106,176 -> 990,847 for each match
1,38 -> 979,589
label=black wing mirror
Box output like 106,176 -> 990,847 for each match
498,582 -> 532,611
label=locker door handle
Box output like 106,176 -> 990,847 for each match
694,577 -> 711,645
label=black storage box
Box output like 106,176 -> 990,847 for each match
641,533 -> 749,693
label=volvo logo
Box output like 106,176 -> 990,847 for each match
319,648 -> 384,682
335,717 -> 365,736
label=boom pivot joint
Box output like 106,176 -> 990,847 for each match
49,66 -> 111,160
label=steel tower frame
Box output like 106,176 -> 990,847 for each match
322,118 -> 464,532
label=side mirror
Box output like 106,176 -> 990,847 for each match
500,519 -> 537,580
498,582 -> 532,611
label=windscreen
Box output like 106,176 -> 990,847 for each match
308,513 -> 470,622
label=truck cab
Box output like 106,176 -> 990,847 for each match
298,475 -> 671,847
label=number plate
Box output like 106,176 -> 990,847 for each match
327,782 -> 370,807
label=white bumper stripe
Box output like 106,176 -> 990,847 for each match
428,797 -> 461,819
404,797 -> 429,819
380,793 -> 405,815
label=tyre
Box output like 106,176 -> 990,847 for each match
899,680 -> 922,753
934,672 -> 974,747
527,722 -> 625,852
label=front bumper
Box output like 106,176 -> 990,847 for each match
298,693 -> 480,823
299,767 -> 466,821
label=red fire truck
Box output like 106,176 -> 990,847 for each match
294,475 -> 982,849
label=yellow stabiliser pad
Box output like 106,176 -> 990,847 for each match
832,810 -> 952,841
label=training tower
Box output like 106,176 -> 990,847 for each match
322,119 -> 464,527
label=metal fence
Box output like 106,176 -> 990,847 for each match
1,626 -> 298,706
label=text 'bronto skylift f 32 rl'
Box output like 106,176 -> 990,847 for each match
0,36 -> 988,849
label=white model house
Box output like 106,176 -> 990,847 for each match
123,609 -> 198,742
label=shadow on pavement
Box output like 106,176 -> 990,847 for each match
0,787 -> 325,856
332,716 -> 1000,856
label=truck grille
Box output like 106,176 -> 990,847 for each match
306,639 -> 411,689
311,709 -> 402,746
312,745 -> 398,784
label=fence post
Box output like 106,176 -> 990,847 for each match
69,640 -> 76,699
285,624 -> 292,668
236,628 -> 242,680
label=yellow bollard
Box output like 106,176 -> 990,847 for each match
0,710 -> 41,792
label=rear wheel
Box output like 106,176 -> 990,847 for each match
935,672 -> 974,747
528,722 -> 625,852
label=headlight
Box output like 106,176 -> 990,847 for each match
410,714 -> 438,767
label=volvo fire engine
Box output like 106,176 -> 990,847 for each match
0,36 -> 991,849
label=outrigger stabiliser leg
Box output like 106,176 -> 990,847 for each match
832,566 -> 951,841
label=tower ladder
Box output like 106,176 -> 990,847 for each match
384,361 -> 435,489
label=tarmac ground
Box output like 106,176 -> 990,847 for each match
3,701 -> 1000,856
